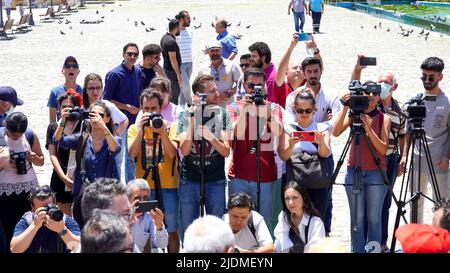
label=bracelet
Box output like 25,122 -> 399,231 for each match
59,119 -> 66,127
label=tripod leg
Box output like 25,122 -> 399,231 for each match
421,133 -> 443,202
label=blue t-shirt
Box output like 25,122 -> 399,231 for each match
103,63 -> 142,125
137,64 -> 156,91
217,31 -> 238,59
310,0 -> 323,12
47,84 -> 83,119
13,212 -> 81,253
56,134 -> 122,196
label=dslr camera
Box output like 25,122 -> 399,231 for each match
144,112 -> 164,129
68,106 -> 91,121
10,152 -> 28,175
251,84 -> 265,106
347,80 -> 381,123
45,204 -> 64,222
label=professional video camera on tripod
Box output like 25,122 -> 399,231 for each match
389,93 -> 444,251
332,80 -> 402,253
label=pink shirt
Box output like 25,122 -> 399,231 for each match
264,63 -> 277,103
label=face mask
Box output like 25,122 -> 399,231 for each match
380,82 -> 393,99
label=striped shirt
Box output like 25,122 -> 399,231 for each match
176,29 -> 193,63
379,99 -> 406,156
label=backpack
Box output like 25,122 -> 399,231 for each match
247,211 -> 260,247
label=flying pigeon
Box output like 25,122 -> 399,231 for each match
60,30 -> 66,35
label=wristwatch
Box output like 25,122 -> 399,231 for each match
58,226 -> 68,236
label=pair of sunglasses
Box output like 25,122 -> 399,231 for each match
295,108 -> 313,114
126,52 -> 139,57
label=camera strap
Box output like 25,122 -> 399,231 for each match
140,131 -> 163,180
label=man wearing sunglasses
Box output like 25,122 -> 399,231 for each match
199,41 -> 241,107
103,43 -> 142,183
236,54 -> 251,101
10,185 -> 80,253
402,57 -> 450,224
47,56 -> 82,123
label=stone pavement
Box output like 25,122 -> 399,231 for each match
1,0 -> 449,251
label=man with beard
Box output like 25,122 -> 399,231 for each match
275,33 -> 322,109
401,57 -> 450,224
161,19 -> 182,105
248,42 -> 277,104
47,56 -> 82,123
199,41 -> 241,107
138,44 -> 165,91
176,10 -> 194,107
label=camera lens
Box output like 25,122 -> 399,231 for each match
46,204 -> 64,222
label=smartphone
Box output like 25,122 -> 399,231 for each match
292,131 -> 315,142
298,32 -> 312,42
135,200 -> 159,213
360,57 -> 377,66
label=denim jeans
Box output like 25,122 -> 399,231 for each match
150,188 -> 179,232
229,178 -> 276,231
345,168 -> 387,253
179,62 -> 193,107
380,152 -> 399,245
122,130 -> 135,183
178,179 -> 226,242
292,10 -> 306,33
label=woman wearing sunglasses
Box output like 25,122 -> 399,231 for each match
54,102 -> 121,227
332,79 -> 391,253
278,90 -> 331,221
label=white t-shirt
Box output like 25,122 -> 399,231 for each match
103,99 -> 128,126
284,120 -> 331,156
176,29 -> 193,63
223,211 -> 273,250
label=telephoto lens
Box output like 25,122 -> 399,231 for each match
45,204 -> 64,221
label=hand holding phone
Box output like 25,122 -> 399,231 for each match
298,32 -> 312,42
359,57 -> 377,66
135,200 -> 159,213
292,131 -> 315,142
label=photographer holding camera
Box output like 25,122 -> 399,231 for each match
403,57 -> 450,224
127,89 -> 179,252
0,112 -> 44,253
227,68 -> 283,231
54,102 -> 121,227
333,75 -> 391,252
177,74 -> 232,241
10,185 -> 80,253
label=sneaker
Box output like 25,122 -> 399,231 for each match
380,244 -> 390,253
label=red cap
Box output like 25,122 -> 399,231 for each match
395,224 -> 450,253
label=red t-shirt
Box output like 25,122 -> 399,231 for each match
227,101 -> 283,182
273,82 -> 293,109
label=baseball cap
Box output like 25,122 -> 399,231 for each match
395,224 -> 450,253
63,56 -> 79,67
0,86 -> 24,106
208,41 -> 222,50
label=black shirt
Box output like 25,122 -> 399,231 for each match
138,64 -> 156,91
160,33 -> 181,72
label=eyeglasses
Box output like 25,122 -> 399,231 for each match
363,90 -> 380,96
64,64 -> 79,69
87,86 -> 102,92
295,108 -> 313,114
212,69 -> 220,81
420,75 -> 435,82
126,52 -> 139,57
240,63 -> 250,68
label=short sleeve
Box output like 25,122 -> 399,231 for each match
65,216 -> 81,236
227,37 -> 238,54
231,63 -> 241,82
169,121 -> 180,143
127,124 -> 139,149
103,71 -> 119,101
13,216 -> 31,237
167,39 -> 178,52
57,134 -> 80,150
47,88 -> 57,108
45,123 -> 58,150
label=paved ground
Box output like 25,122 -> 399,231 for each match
1,0 -> 449,251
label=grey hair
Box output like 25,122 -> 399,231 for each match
81,209 -> 130,253
126,179 -> 150,197
81,178 -> 126,221
183,215 -> 234,253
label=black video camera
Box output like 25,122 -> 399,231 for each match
405,93 -> 431,127
144,112 -> 164,129
45,204 -> 64,222
10,151 -> 28,175
68,106 -> 91,121
251,85 -> 265,106
347,80 -> 381,122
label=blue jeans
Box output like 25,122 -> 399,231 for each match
178,179 -> 226,242
381,153 -> 399,245
150,188 -> 179,233
345,168 -> 387,253
179,62 -> 193,107
122,130 -> 135,183
292,10 -> 305,33
229,178 -> 275,231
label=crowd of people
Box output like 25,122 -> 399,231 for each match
0,6 -> 449,254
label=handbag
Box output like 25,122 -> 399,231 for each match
285,124 -> 331,189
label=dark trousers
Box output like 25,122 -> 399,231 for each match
325,155 -> 335,233
164,69 -> 181,105
0,191 -> 31,253
72,193 -> 85,230
311,11 -> 322,32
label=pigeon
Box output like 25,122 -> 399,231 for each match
425,34 -> 429,41
96,10 -> 99,15
440,34 -> 444,38
119,4 -> 122,6
141,21 -> 145,26
360,25 -> 364,30
227,22 -> 232,27
58,20 -> 63,24
419,28 -> 424,35
402,31 -> 409,37
374,25 -> 377,30
430,24 -> 436,31
149,27 -> 156,31
69,25 -> 72,30
237,21 -> 241,26
378,22 -> 382,29
408,29 -> 414,34
100,16 -> 105,19
399,24 -> 405,32
127,18 -> 130,22
386,27 -> 390,32
65,19 -> 71,24
110,9 -> 114,12
60,30 -> 66,35
167,17 -> 171,21
211,22 -> 215,27
194,23 -> 202,29
424,31 -> 430,37
232,33 -> 243,40
80,30 -> 83,35
246,25 -> 251,29
145,28 -> 151,32
134,21 -> 138,27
